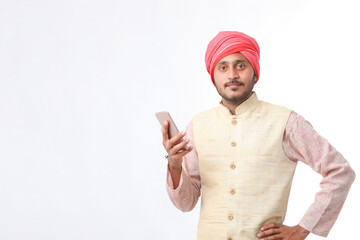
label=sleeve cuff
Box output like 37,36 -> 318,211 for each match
166,165 -> 184,193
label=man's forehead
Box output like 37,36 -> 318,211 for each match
216,53 -> 249,65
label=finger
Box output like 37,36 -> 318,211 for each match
257,228 -> 281,239
171,146 -> 193,161
165,137 -> 175,151
161,121 -> 169,141
259,235 -> 282,240
177,146 -> 193,157
170,144 -> 193,159
169,139 -> 190,155
169,130 -> 186,146
260,223 -> 282,232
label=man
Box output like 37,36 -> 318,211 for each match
161,31 -> 355,240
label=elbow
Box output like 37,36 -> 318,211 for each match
176,194 -> 199,212
175,204 -> 193,213
180,207 -> 194,213
340,166 -> 356,191
327,164 -> 356,192
344,162 -> 356,185
349,168 -> 356,184
177,199 -> 198,212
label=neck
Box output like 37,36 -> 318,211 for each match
221,92 -> 253,115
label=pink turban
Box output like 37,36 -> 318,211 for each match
205,31 -> 260,85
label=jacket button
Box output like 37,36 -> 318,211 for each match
231,141 -> 236,147
230,188 -> 236,195
227,214 -> 234,221
230,163 -> 236,169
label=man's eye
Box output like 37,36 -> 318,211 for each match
219,66 -> 226,70
237,64 -> 245,69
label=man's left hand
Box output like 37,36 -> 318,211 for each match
256,223 -> 310,240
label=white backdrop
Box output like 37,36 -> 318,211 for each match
0,0 -> 359,239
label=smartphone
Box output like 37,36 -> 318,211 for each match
155,111 -> 189,150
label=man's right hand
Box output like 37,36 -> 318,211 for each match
161,120 -> 193,171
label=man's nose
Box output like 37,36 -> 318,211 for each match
227,67 -> 239,80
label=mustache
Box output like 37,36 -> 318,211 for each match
225,80 -> 244,87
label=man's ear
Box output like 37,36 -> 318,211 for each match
253,74 -> 257,83
213,77 -> 217,87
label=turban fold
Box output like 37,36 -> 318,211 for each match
205,31 -> 260,85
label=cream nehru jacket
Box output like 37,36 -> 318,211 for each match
192,92 -> 297,240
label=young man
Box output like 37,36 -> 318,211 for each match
161,31 -> 355,240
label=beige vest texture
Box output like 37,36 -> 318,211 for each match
192,93 -> 297,240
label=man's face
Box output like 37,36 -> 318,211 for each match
213,52 -> 256,105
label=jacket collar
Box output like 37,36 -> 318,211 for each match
218,91 -> 259,116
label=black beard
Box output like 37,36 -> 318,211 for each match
214,75 -> 256,105
215,86 -> 252,104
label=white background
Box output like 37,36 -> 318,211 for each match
0,0 -> 359,239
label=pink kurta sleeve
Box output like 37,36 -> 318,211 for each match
166,120 -> 201,212
283,112 -> 356,237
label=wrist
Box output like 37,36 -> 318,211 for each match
168,163 -> 182,171
296,225 -> 310,238
166,155 -> 182,171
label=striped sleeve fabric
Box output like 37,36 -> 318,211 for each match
283,112 -> 355,237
